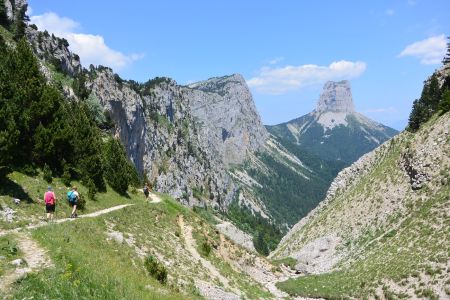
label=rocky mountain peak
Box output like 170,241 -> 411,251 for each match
185,74 -> 268,166
187,73 -> 246,95
315,80 -> 355,113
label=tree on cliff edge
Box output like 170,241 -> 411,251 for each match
443,37 -> 450,66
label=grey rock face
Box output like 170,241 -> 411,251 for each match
268,80 -> 398,165
292,234 -> 342,274
186,74 -> 268,166
26,26 -> 81,77
87,70 -> 267,209
315,80 -> 355,113
400,151 -> 430,190
4,0 -> 27,21
215,221 -> 256,252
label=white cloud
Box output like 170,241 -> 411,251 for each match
31,12 -> 79,35
386,9 -> 395,16
30,12 -> 143,70
247,60 -> 367,95
399,34 -> 446,65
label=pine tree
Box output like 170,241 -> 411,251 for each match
422,74 -> 441,114
439,89 -> 450,114
254,232 -> 269,256
12,4 -> 29,40
103,137 -> 132,194
71,102 -> 105,191
407,99 -> 427,131
443,36 -> 450,66
407,74 -> 444,131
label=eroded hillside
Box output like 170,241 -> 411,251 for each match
272,111 -> 450,299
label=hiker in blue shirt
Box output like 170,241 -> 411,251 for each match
67,186 -> 80,218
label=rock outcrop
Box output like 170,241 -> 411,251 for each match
4,0 -> 27,21
79,68 -> 270,211
26,26 -> 81,77
88,70 -> 242,208
315,80 -> 355,113
186,74 -> 268,166
268,80 -> 398,164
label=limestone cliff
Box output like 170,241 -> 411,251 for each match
87,70 -> 243,208
315,80 -> 355,113
185,74 -> 268,166
26,26 -> 81,77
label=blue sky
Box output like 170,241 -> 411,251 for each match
28,0 -> 449,130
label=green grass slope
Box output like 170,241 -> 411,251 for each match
274,113 -> 450,299
0,171 -> 276,299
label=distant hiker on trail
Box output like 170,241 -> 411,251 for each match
67,186 -> 80,218
143,183 -> 150,199
44,186 -> 57,221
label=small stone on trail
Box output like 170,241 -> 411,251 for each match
107,231 -> 124,244
10,258 -> 24,266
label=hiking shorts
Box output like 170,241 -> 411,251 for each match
69,201 -> 77,207
46,204 -> 55,213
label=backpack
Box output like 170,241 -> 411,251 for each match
67,191 -> 77,203
45,191 -> 55,205
143,186 -> 149,194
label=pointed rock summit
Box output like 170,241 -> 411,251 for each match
315,80 -> 355,113
267,80 -> 398,165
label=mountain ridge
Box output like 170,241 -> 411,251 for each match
268,80 -> 398,165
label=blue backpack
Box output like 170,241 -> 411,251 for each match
67,191 -> 77,204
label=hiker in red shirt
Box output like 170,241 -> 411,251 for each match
44,186 -> 57,221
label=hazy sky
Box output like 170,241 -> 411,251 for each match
28,0 -> 449,130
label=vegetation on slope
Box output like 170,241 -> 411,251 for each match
267,114 -> 397,165
0,171 -> 276,299
247,151 -> 333,227
275,68 -> 450,299
278,123 -> 449,298
278,181 -> 449,299
408,69 -> 450,131
226,198 -> 282,255
228,138 -> 346,255
0,23 -> 139,199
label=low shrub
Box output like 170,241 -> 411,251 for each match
86,179 -> 97,201
201,241 -> 212,257
144,256 -> 167,284
43,164 -> 52,183
61,164 -> 71,187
